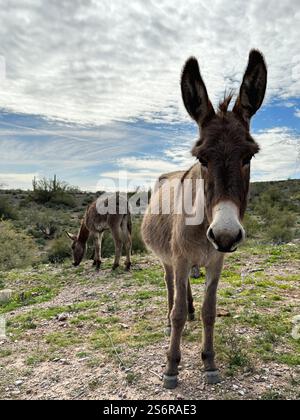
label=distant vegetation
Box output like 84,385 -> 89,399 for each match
246,180 -> 299,244
31,175 -> 79,207
0,221 -> 38,271
0,177 -> 299,271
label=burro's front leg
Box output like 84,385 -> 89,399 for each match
164,259 -> 190,389
202,254 -> 224,384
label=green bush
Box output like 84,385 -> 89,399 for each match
243,213 -> 261,239
0,198 -> 17,220
131,220 -> 147,254
33,210 -> 58,239
47,236 -> 72,264
0,221 -> 37,270
267,224 -> 293,244
31,175 -> 77,207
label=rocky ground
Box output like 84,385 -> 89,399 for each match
0,243 -> 299,400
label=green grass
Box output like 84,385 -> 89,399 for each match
45,331 -> 83,348
0,241 -> 299,400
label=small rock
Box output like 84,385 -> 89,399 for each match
60,359 -> 70,365
15,380 -> 23,387
57,313 -> 69,322
0,289 -> 13,304
217,309 -> 231,318
78,357 -> 90,362
11,390 -> 21,396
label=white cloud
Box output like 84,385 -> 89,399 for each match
107,127 -> 300,187
252,128 -> 300,181
0,172 -> 37,189
0,0 -> 299,124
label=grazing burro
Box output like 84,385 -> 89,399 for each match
67,194 -> 132,271
142,50 -> 267,389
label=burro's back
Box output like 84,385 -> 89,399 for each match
142,169 -> 184,261
142,163 -> 208,265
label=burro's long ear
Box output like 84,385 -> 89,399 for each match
181,57 -> 215,126
66,232 -> 76,241
233,50 -> 267,125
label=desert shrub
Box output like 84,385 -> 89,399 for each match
49,191 -> 76,207
47,236 -> 72,264
0,198 -> 17,220
31,175 -> 77,207
266,223 -> 293,244
250,185 -> 297,243
131,220 -> 147,254
30,210 -> 58,239
101,233 -> 115,258
243,213 -> 261,239
0,221 -> 37,270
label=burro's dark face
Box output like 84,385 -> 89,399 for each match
181,50 -> 267,253
67,233 -> 85,266
193,114 -> 260,252
72,239 -> 85,266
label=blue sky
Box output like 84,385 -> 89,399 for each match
0,0 -> 299,190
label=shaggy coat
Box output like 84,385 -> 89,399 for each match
142,50 -> 267,389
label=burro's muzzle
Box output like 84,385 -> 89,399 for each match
207,201 -> 245,253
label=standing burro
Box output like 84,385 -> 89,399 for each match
142,50 -> 267,389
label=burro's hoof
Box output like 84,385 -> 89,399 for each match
205,370 -> 221,385
164,326 -> 171,337
125,263 -> 131,272
188,312 -> 196,321
163,375 -> 178,389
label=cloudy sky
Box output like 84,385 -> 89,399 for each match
0,0 -> 299,190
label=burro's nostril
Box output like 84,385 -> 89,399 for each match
235,229 -> 243,244
208,228 -> 216,242
207,227 -> 219,251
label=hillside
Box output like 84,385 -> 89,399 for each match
0,179 -> 299,400
0,179 -> 299,266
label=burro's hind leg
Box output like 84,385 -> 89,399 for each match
111,226 -> 123,271
202,254 -> 224,385
94,232 -> 103,271
187,279 -> 196,321
163,263 -> 174,337
164,259 -> 190,389
123,219 -> 132,271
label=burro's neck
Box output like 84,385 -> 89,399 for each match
78,221 -> 90,244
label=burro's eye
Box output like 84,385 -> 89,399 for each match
199,157 -> 208,168
242,155 -> 253,167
